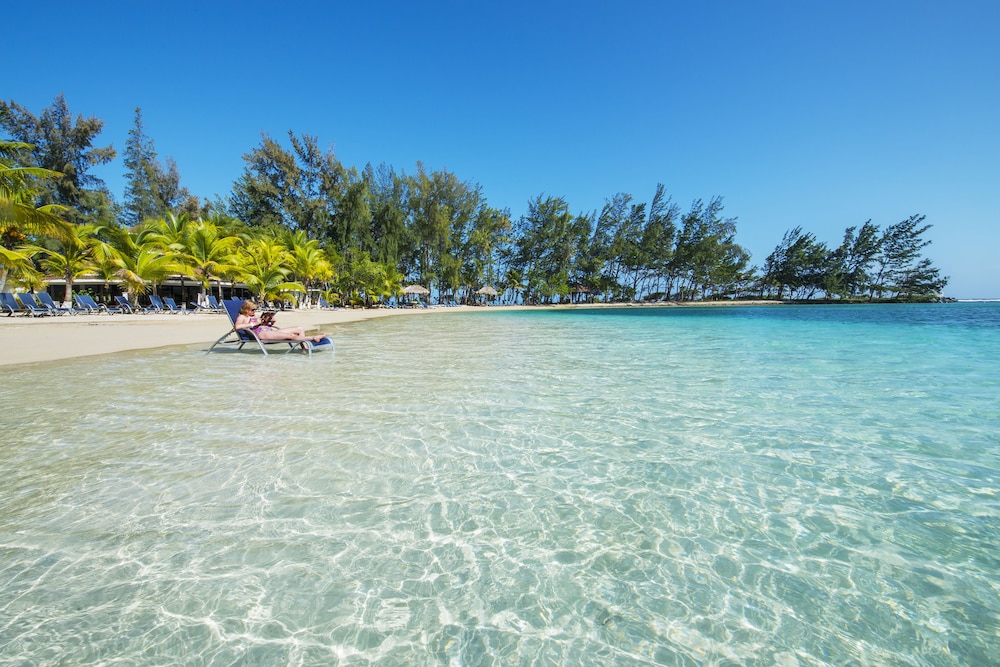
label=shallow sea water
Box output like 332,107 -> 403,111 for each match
1,303 -> 998,666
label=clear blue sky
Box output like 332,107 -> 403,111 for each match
6,0 -> 999,298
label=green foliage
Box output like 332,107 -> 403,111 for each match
1,97 -> 949,305
21,223 -> 97,304
235,236 -> 305,304
763,227 -> 829,299
230,131 -> 346,240
0,140 -> 72,292
762,215 -> 947,301
122,108 -> 196,225
122,108 -> 161,224
0,95 -> 116,224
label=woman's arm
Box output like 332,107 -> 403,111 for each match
234,314 -> 256,330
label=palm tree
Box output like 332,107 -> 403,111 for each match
94,224 -> 179,306
141,212 -> 196,303
21,223 -> 97,306
180,220 -> 242,305
0,140 -> 72,292
116,244 -> 182,305
282,229 -> 333,307
89,225 -> 129,304
236,236 -> 305,305
377,264 -> 405,305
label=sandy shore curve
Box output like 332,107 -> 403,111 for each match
0,300 -> 782,367
0,306 -> 481,367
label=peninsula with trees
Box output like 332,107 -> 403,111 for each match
1,95 -> 948,308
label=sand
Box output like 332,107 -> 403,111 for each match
0,306 -> 483,367
0,300 -> 783,367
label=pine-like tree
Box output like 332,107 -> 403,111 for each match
0,95 -> 116,224
122,108 -> 162,225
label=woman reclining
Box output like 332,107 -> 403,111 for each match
234,299 -> 328,344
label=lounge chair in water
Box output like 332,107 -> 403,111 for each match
207,298 -> 333,357
15,293 -> 53,316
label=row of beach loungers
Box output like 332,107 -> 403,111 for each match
0,292 -> 195,316
1,293 -> 342,317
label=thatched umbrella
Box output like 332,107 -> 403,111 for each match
402,284 -> 430,306
476,285 -> 498,305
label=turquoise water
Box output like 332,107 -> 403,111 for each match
1,304 -> 998,666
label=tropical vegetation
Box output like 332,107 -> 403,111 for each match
0,96 -> 949,307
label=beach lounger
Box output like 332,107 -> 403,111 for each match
207,298 -> 333,357
189,295 -> 224,313
114,295 -> 136,314
162,297 -> 185,314
1,292 -> 27,316
37,292 -> 80,315
16,293 -> 53,316
75,294 -> 122,314
146,294 -> 168,313
74,294 -> 101,314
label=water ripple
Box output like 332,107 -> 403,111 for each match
1,305 -> 998,665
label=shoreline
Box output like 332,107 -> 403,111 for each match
0,300 -> 783,367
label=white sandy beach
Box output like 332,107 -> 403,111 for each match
0,300 -> 782,367
0,306 -> 484,367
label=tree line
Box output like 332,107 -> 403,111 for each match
1,95 -> 948,306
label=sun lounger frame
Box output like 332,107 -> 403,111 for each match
206,298 -> 332,357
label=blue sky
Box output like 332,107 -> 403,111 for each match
6,0 -> 998,297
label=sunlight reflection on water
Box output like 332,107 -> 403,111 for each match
1,304 -> 998,665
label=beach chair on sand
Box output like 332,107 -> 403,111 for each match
15,293 -> 53,317
75,294 -> 106,314
114,295 -> 136,314
162,297 -> 185,314
145,294 -> 167,313
1,292 -> 27,316
207,298 -> 333,357
37,292 -> 80,315
189,294 -> 224,313
76,294 -> 122,314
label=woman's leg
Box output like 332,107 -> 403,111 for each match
259,329 -> 326,343
277,326 -> 307,336
258,330 -> 307,342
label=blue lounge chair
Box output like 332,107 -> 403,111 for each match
1,292 -> 26,316
207,298 -> 333,357
146,294 -> 167,313
74,294 -> 100,314
114,295 -> 136,314
16,293 -> 53,316
37,292 -> 79,315
162,297 -> 185,314
189,294 -> 224,313
74,294 -> 122,314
